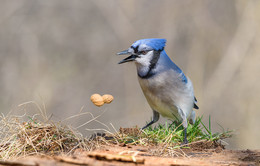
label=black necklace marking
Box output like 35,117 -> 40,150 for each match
138,50 -> 162,79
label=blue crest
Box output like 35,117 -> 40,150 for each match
131,38 -> 166,51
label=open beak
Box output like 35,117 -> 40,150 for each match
117,49 -> 137,64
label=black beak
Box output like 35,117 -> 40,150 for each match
117,49 -> 137,64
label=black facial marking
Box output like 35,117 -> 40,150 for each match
149,50 -> 160,71
131,45 -> 139,54
138,50 -> 161,79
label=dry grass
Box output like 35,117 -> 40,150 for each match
0,101 -> 232,160
0,102 -> 97,160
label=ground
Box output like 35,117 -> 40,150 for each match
1,115 -> 259,166
1,143 -> 259,166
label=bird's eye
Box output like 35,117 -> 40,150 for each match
140,51 -> 148,55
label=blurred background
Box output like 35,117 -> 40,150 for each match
0,0 -> 259,150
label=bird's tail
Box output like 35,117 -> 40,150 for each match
189,110 -> 196,124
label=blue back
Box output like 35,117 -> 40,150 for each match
160,51 -> 187,83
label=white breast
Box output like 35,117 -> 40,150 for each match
138,71 -> 194,122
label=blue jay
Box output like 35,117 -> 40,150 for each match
117,38 -> 199,143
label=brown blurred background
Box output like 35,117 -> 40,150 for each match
0,0 -> 259,150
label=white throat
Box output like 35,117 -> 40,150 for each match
135,51 -> 160,78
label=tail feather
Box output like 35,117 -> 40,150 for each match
193,96 -> 199,109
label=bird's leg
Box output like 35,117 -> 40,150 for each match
142,110 -> 160,130
183,128 -> 188,144
177,107 -> 189,144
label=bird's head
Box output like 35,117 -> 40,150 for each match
117,38 -> 166,66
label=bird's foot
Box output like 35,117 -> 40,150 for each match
181,138 -> 188,146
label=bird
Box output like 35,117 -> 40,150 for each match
117,38 -> 199,143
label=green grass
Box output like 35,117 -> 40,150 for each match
116,116 -> 232,146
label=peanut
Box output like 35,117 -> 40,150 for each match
90,94 -> 104,107
102,94 -> 114,104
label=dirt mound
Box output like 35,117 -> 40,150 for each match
188,140 -> 225,153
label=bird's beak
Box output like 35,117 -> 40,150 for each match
117,49 -> 129,55
117,49 -> 137,64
